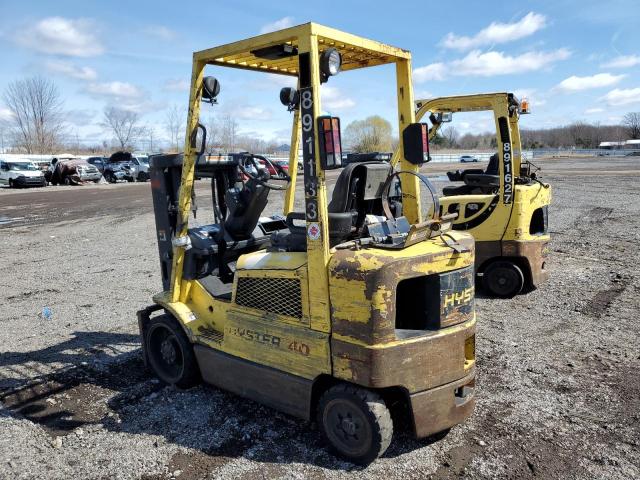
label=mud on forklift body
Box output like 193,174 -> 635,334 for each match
139,23 -> 477,464
401,92 -> 552,298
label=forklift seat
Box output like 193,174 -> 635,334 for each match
443,154 -> 500,196
271,162 -> 393,251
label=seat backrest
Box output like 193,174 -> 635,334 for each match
328,162 -> 392,214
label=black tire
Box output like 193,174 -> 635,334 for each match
138,172 -> 149,182
63,176 -> 71,186
105,172 -> 115,183
317,384 -> 393,465
144,314 -> 201,388
483,260 -> 525,298
8,179 -> 14,188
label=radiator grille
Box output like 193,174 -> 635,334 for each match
235,277 -> 303,318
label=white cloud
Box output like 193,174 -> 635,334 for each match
414,48 -> 570,82
601,55 -> 640,69
600,87 -> 640,106
413,63 -> 447,82
555,73 -> 625,92
45,60 -> 97,81
86,81 -> 142,99
260,17 -> 294,34
414,90 -> 434,100
441,12 -> 547,51
164,79 -> 190,91
451,49 -> 571,76
66,109 -> 97,126
229,106 -> 272,120
584,107 -> 604,114
513,89 -> 546,107
0,107 -> 14,121
321,86 -> 355,110
144,25 -> 177,41
17,17 -> 104,57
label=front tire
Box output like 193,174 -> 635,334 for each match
63,176 -> 71,186
145,314 -> 201,388
317,384 -> 393,465
8,179 -> 14,188
483,260 -> 525,298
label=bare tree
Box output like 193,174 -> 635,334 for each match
344,115 -> 392,152
219,114 -> 238,153
2,76 -> 65,153
442,126 -> 460,148
204,115 -> 219,153
623,112 -> 640,140
101,107 -> 143,150
165,105 -> 184,152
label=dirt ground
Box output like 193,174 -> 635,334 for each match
1,156 -> 639,479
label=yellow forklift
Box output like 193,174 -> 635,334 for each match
391,93 -> 551,298
138,23 -> 476,463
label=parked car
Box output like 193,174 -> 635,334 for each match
45,157 -> 101,185
130,155 -> 150,181
0,159 -> 47,188
87,152 -> 136,183
460,155 -> 479,163
257,158 -> 290,178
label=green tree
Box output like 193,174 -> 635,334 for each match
344,115 -> 392,152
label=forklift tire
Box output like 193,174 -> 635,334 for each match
483,260 -> 525,298
145,314 -> 201,388
317,384 -> 393,465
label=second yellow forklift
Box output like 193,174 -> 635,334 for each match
390,93 -> 551,297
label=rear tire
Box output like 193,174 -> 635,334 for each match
483,260 -> 525,298
317,384 -> 393,465
145,314 -> 201,388
105,172 -> 115,183
63,176 -> 71,186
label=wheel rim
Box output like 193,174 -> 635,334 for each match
147,324 -> 184,383
487,266 -> 521,296
323,398 -> 373,457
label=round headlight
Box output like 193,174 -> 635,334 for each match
320,48 -> 342,77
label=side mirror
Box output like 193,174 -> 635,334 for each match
429,112 -> 452,124
202,76 -> 220,104
403,123 -> 430,165
317,116 -> 342,170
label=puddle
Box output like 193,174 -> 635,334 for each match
0,215 -> 18,225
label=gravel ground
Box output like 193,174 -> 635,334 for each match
0,156 -> 639,479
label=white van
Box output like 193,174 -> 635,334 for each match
0,159 -> 47,188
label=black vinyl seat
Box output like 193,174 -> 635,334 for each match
271,162 -> 393,251
443,153 -> 500,196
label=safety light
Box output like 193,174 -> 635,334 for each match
202,76 -> 220,104
317,116 -> 343,170
279,87 -> 300,112
403,123 -> 430,165
320,48 -> 342,81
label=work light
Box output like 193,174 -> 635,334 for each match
320,48 -> 342,80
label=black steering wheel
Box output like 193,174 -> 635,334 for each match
237,153 -> 291,191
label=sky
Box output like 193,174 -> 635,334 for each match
0,0 -> 639,149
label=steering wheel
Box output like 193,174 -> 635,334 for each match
237,153 -> 291,191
